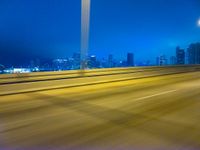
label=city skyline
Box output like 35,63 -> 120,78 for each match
1,41 -> 200,69
0,0 -> 200,67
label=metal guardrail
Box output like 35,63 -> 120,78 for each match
1,65 -> 200,85
0,65 -> 200,95
0,65 -> 196,79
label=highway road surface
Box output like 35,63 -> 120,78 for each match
1,67 -> 200,150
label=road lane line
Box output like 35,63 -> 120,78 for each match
134,90 -> 177,101
0,71 -> 187,97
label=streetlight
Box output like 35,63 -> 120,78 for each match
198,19 -> 200,27
81,0 -> 91,70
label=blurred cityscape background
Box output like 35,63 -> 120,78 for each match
0,42 -> 200,74
0,0 -> 200,74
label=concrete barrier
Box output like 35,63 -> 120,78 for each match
0,65 -> 200,96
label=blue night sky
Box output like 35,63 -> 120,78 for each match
0,0 -> 200,66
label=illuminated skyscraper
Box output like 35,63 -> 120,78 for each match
127,53 -> 134,67
156,55 -> 168,66
176,47 -> 185,65
89,55 -> 98,68
73,53 -> 81,69
188,43 -> 200,64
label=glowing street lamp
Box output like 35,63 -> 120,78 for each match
198,19 -> 200,27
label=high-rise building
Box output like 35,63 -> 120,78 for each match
170,56 -> 177,65
187,43 -> 200,64
127,53 -> 134,67
108,54 -> 114,68
72,53 -> 81,69
30,60 -> 35,69
52,59 -> 68,71
89,55 -> 98,68
156,55 -> 168,66
100,58 -> 107,68
35,58 -> 41,68
176,47 -> 185,65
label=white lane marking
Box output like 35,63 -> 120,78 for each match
134,90 -> 177,101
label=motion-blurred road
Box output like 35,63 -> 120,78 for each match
1,67 -> 200,150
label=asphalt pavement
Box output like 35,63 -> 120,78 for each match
0,69 -> 200,150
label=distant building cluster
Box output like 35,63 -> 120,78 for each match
156,42 -> 200,66
47,52 -> 135,71
1,42 -> 200,74
0,52 -> 136,74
